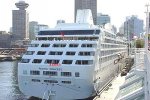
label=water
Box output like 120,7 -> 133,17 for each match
0,61 -> 27,100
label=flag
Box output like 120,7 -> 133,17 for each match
60,32 -> 64,37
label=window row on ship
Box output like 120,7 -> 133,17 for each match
104,31 -> 116,38
24,49 -> 125,57
31,79 -> 72,85
29,70 -> 79,77
25,51 -> 95,56
26,71 -> 80,84
100,54 -> 117,63
101,43 -> 127,49
100,51 -> 126,63
104,38 -> 127,45
28,43 -> 126,50
36,36 -> 99,41
101,49 -> 127,56
28,43 -> 97,48
21,59 -> 93,65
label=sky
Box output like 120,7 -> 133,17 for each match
0,0 -> 148,31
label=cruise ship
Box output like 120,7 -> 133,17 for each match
18,9 -> 128,100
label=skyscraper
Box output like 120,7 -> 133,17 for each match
12,0 -> 29,41
97,13 -> 110,25
124,15 -> 144,40
75,0 -> 97,24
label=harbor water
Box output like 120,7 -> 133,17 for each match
0,61 -> 27,100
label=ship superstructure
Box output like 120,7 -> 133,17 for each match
18,9 -> 128,100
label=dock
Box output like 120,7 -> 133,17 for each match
0,48 -> 26,61
94,74 -> 125,100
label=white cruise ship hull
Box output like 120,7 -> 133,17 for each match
18,9 -> 128,100
18,59 -> 122,100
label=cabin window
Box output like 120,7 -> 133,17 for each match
78,51 -> 95,56
66,52 -> 75,55
32,59 -> 42,63
41,44 -> 50,47
37,51 -> 46,55
49,51 -> 63,55
21,59 -> 30,63
53,44 -> 66,47
62,60 -> 73,64
31,79 -> 40,82
81,44 -> 96,47
44,80 -> 58,83
25,51 -> 35,55
28,44 -> 39,47
75,60 -> 93,65
62,81 -> 71,84
45,59 -> 59,64
75,72 -> 80,77
69,44 -> 78,47
61,72 -> 72,77
30,70 -> 40,75
43,71 -> 57,76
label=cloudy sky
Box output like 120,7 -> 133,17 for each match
0,0 -> 147,31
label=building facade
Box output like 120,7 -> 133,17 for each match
29,21 -> 38,40
29,21 -> 49,40
0,31 -> 11,48
12,0 -> 29,41
97,13 -> 110,25
124,15 -> 144,41
75,0 -> 97,24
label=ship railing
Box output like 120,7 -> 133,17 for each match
134,49 -> 145,76
42,84 -> 50,100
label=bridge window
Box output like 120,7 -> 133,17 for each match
25,51 -> 35,55
61,72 -> 72,77
30,70 -> 40,75
21,59 -> 30,63
32,59 -> 42,63
37,51 -> 46,55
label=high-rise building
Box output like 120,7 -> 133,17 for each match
124,15 -> 144,41
75,0 -> 97,24
97,13 -> 110,25
0,31 -> 11,48
29,21 -> 49,40
12,0 -> 29,41
29,21 -> 38,40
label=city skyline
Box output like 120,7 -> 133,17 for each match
0,0 -> 147,31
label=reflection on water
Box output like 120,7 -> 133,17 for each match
0,61 -> 27,100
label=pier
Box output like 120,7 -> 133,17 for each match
0,48 -> 26,61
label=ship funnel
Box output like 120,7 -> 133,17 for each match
76,9 -> 94,25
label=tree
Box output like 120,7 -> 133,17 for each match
136,39 -> 144,48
